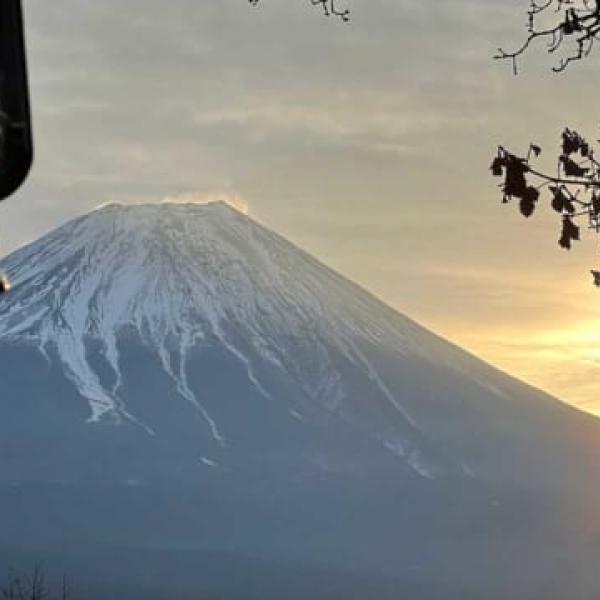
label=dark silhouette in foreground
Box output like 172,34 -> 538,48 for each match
491,129 -> 600,284
492,3 -> 600,283
0,0 -> 33,201
495,0 -> 600,73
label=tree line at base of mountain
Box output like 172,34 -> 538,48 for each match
1,565 -> 69,600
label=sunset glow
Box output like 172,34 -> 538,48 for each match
440,320 -> 600,417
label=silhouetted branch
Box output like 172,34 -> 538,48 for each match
491,129 -> 600,281
248,0 -> 350,21
496,0 -> 600,73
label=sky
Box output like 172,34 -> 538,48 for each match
3,0 -> 600,415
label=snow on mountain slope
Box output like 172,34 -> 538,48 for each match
0,204 -> 442,467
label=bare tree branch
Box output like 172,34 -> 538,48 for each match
248,0 -> 350,22
496,0 -> 600,73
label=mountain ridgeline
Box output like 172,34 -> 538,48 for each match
0,202 -> 598,599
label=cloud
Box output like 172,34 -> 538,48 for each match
161,191 -> 250,215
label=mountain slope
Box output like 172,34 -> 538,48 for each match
0,202 -> 599,599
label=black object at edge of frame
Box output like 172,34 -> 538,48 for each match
0,0 -> 33,202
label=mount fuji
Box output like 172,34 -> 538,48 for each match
0,202 -> 599,599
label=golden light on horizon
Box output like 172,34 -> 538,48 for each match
446,319 -> 600,418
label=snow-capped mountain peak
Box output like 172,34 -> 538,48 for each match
0,202 -> 557,480
0,203 -> 433,456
